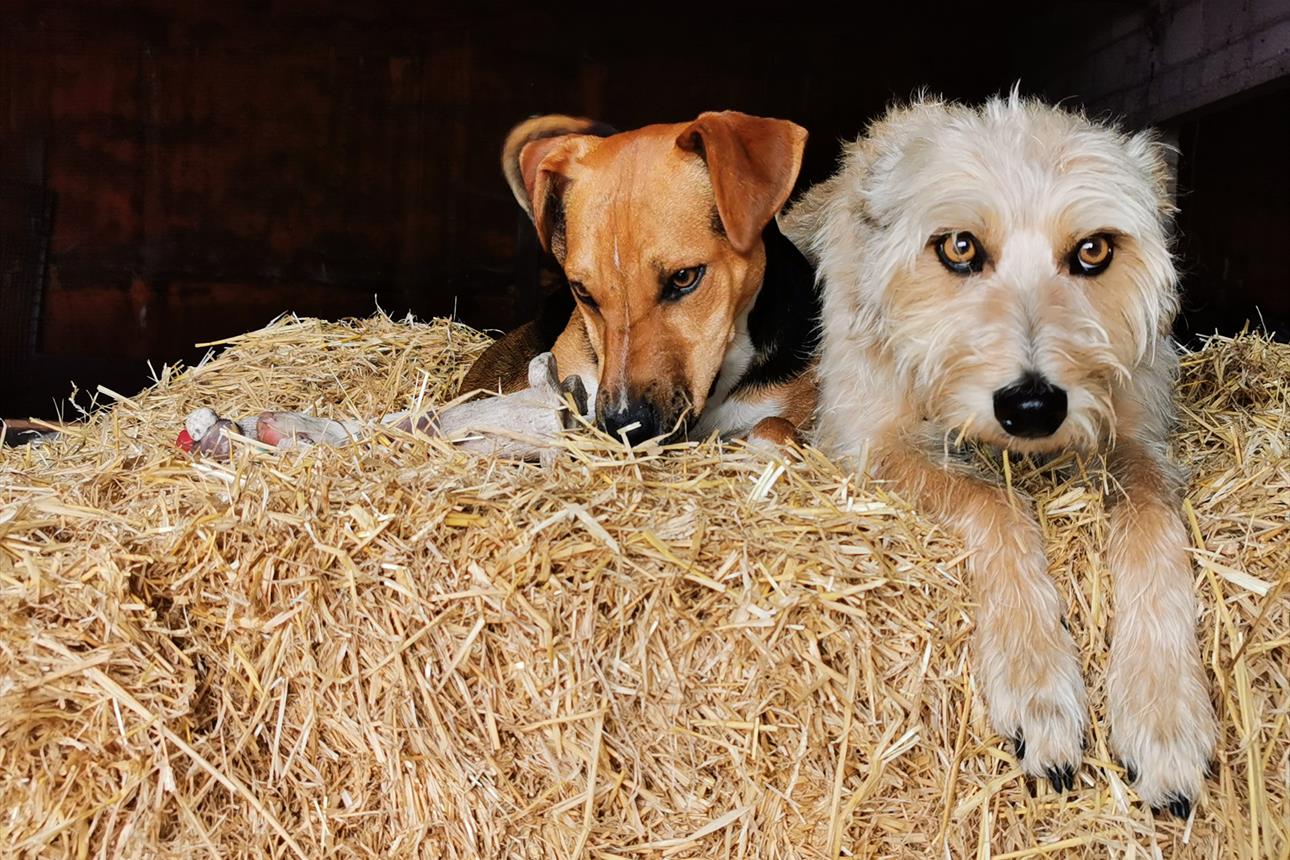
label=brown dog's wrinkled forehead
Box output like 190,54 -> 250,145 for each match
561,129 -> 719,265
518,111 -> 808,265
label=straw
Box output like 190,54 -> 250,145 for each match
1,312 -> 1286,858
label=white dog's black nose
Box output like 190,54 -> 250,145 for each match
993,375 -> 1067,438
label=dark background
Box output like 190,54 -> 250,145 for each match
2,1 -> 1288,418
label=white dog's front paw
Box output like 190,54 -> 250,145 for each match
1109,662 -> 1216,818
981,630 -> 1088,793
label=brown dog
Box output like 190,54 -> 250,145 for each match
461,111 -> 819,446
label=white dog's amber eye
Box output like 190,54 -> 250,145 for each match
935,232 -> 984,274
662,265 -> 706,301
1071,235 -> 1114,276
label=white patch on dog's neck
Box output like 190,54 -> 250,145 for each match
693,311 -> 772,438
704,308 -> 754,413
613,236 -> 621,272
693,394 -> 784,439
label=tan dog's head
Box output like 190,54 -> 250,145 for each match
514,111 -> 807,443
786,91 -> 1178,454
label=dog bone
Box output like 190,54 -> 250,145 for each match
178,353 -> 588,464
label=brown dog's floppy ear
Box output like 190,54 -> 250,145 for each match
501,115 -> 615,219
676,111 -> 808,254
518,135 -> 598,258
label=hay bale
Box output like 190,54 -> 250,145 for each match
1,314 -> 1286,859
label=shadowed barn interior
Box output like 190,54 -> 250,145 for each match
2,4 -> 1289,857
1,1 -> 1288,419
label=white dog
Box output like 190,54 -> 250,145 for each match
783,91 -> 1216,817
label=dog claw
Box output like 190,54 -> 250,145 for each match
1010,732 -> 1077,795
1044,763 -> 1077,794
1152,794 -> 1192,820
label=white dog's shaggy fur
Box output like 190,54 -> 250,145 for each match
782,92 -> 1217,816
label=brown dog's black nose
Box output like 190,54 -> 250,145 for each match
993,375 -> 1067,438
598,401 -> 660,447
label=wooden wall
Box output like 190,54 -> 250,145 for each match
2,2 -> 1285,417
0,3 -> 1025,415
1174,85 -> 1290,340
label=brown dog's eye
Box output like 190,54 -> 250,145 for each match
662,265 -> 705,301
935,232 -> 984,274
569,280 -> 597,310
1070,234 -> 1114,276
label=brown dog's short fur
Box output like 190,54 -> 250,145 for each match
462,111 -> 819,446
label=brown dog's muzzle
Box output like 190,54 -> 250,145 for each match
595,382 -> 694,447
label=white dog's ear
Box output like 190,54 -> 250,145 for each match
779,101 -> 945,265
778,173 -> 846,266
777,136 -> 881,268
1126,130 -> 1178,216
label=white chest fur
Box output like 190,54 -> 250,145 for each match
692,311 -> 778,438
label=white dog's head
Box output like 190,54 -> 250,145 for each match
784,91 -> 1180,453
